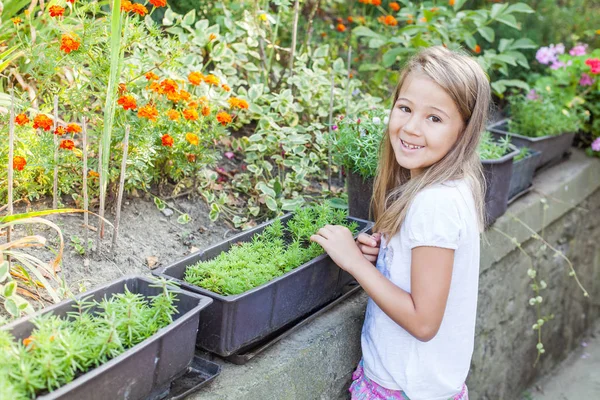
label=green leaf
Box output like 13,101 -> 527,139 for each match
248,84 -> 264,101
368,38 -> 387,49
313,45 -> 330,58
352,26 -> 384,40
498,38 -> 514,53
398,25 -> 423,36
154,196 -> 166,210
257,182 -> 276,198
4,298 -> 18,317
495,54 -> 518,66
281,197 -> 305,211
511,38 -> 537,50
382,47 -> 412,68
491,81 -> 506,95
358,63 -> 382,72
274,179 -> 283,197
0,261 -> 9,282
490,3 -> 509,19
453,0 -> 468,11
265,196 -> 278,211
177,214 -> 191,224
243,63 -> 260,72
496,14 -> 519,30
182,9 -> 196,26
463,32 -> 477,51
327,198 -> 348,210
506,3 -> 534,14
3,281 -> 17,297
163,8 -> 175,26
478,27 -> 495,43
495,79 -> 530,91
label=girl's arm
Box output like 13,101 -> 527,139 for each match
311,225 -> 453,342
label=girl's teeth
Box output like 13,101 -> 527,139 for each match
402,140 -> 423,149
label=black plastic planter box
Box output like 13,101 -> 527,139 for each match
1,275 -> 213,400
508,149 -> 542,200
488,119 -> 575,172
481,144 -> 520,226
347,169 -> 375,221
153,214 -> 373,357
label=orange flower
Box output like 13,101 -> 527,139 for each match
336,17 -> 343,24
117,95 -> 137,111
377,16 -> 385,23
449,0 -> 455,5
54,126 -> 66,136
406,14 -> 414,24
183,108 -> 199,121
88,170 -> 100,178
201,105 -> 211,116
23,336 -> 34,347
118,83 -> 127,94
383,15 -> 398,26
209,33 -> 217,41
15,113 -> 30,126
431,7 -> 439,12
187,154 -> 196,162
60,139 -> 75,150
228,97 -> 249,109
371,0 -> 381,5
203,74 -> 220,86
320,32 -> 327,38
121,0 -> 132,11
161,134 -> 174,147
67,123 -> 82,133
130,3 -> 148,16
419,17 -> 427,23
186,133 -> 199,146
145,71 -> 159,81
179,90 -> 191,101
149,0 -> 167,7
67,0 -> 76,3
188,71 -> 204,86
473,44 -> 481,54
221,84 -> 231,92
12,17 -> 22,25
347,16 -> 354,23
138,104 -> 158,121
49,5 -> 65,17
13,156 -> 27,171
389,2 -> 400,11
358,16 -> 366,24
216,111 -> 232,126
167,90 -> 181,102
161,79 -> 179,94
60,34 -> 81,54
188,101 -> 199,109
148,81 -> 162,94
33,114 -> 53,131
166,109 -> 180,121
336,23 -> 346,32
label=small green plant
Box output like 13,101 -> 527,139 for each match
478,131 -> 511,160
0,279 -> 178,399
184,203 -> 358,295
70,235 -> 93,256
514,147 -> 531,162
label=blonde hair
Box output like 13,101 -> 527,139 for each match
372,46 -> 490,237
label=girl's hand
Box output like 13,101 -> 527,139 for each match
310,225 -> 364,273
356,232 -> 381,264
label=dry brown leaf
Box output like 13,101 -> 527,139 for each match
146,256 -> 159,269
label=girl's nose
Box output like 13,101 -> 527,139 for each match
402,115 -> 421,137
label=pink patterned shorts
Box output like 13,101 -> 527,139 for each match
349,360 -> 468,400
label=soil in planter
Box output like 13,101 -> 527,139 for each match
0,283 -> 178,399
183,204 -> 359,296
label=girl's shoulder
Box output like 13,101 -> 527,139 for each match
409,179 -> 475,219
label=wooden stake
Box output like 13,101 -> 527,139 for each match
52,95 -> 59,209
96,133 -> 104,254
328,68 -> 334,191
112,125 -> 130,253
82,117 -> 89,251
7,88 -> 15,247
289,0 -> 300,84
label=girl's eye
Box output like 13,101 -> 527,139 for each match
428,115 -> 442,123
398,106 -> 410,113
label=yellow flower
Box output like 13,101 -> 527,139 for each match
186,133 -> 199,146
259,14 -> 267,22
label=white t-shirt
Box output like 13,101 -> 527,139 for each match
361,179 -> 480,400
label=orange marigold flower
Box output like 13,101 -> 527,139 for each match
377,16 -> 385,23
383,15 -> 398,26
12,17 -> 22,25
23,336 -> 34,347
347,16 -> 354,23
358,16 -> 366,24
186,133 -> 199,146
121,0 -> 133,11
389,2 -> 400,11
149,0 -> 167,7
473,44 -> 481,54
188,101 -> 199,109
118,83 -> 127,94
188,71 -> 204,86
15,114 -> 30,126
201,105 -> 211,116
67,0 -> 76,3
89,170 -> 100,178
419,17 -> 427,23
167,90 -> 180,102
209,33 -> 217,41
228,98 -> 249,109
33,114 -> 53,131
138,104 -> 159,121
145,71 -> 159,81
449,0 -> 455,5
54,126 -> 66,136
183,108 -> 199,121
198,96 -> 208,104
161,134 -> 174,147
336,23 -> 346,32
13,156 -> 27,171
179,90 -> 191,102
221,84 -> 231,92
117,95 -> 137,111
320,32 -> 327,38
371,0 -> 381,5
161,78 -> 179,94
60,139 -> 75,150
203,74 -> 220,86
148,81 -> 162,94
131,3 -> 148,16
67,123 -> 82,133
216,111 -> 232,126
167,109 -> 180,121
60,34 -> 81,54
431,7 -> 439,12
49,5 -> 65,17
187,153 -> 196,162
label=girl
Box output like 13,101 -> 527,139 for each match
310,46 -> 489,400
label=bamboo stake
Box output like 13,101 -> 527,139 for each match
7,88 -> 15,248
304,0 -> 321,50
342,46 -> 352,182
112,125 -> 130,253
327,68 -> 334,191
82,117 -> 89,251
289,0 -> 300,85
52,95 -> 58,209
96,134 -> 104,254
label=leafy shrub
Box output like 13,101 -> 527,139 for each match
478,131 -> 511,160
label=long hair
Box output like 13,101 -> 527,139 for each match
372,46 -> 490,237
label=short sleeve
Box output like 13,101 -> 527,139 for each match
406,187 -> 462,250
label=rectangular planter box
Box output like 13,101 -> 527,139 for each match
153,214 -> 373,357
482,144 -> 520,226
508,149 -> 542,200
347,169 -> 375,221
2,275 -> 213,400
488,119 -> 575,172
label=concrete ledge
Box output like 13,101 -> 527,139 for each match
191,150 -> 600,400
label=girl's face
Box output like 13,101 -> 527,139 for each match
388,72 -> 464,178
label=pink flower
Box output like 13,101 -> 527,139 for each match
332,125 -> 338,131
579,73 -> 594,86
569,44 -> 587,56
592,137 -> 600,152
224,151 -> 235,159
585,58 -> 600,74
526,89 -> 539,100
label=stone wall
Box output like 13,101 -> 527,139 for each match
192,150 -> 600,400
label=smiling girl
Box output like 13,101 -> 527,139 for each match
310,46 -> 490,399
